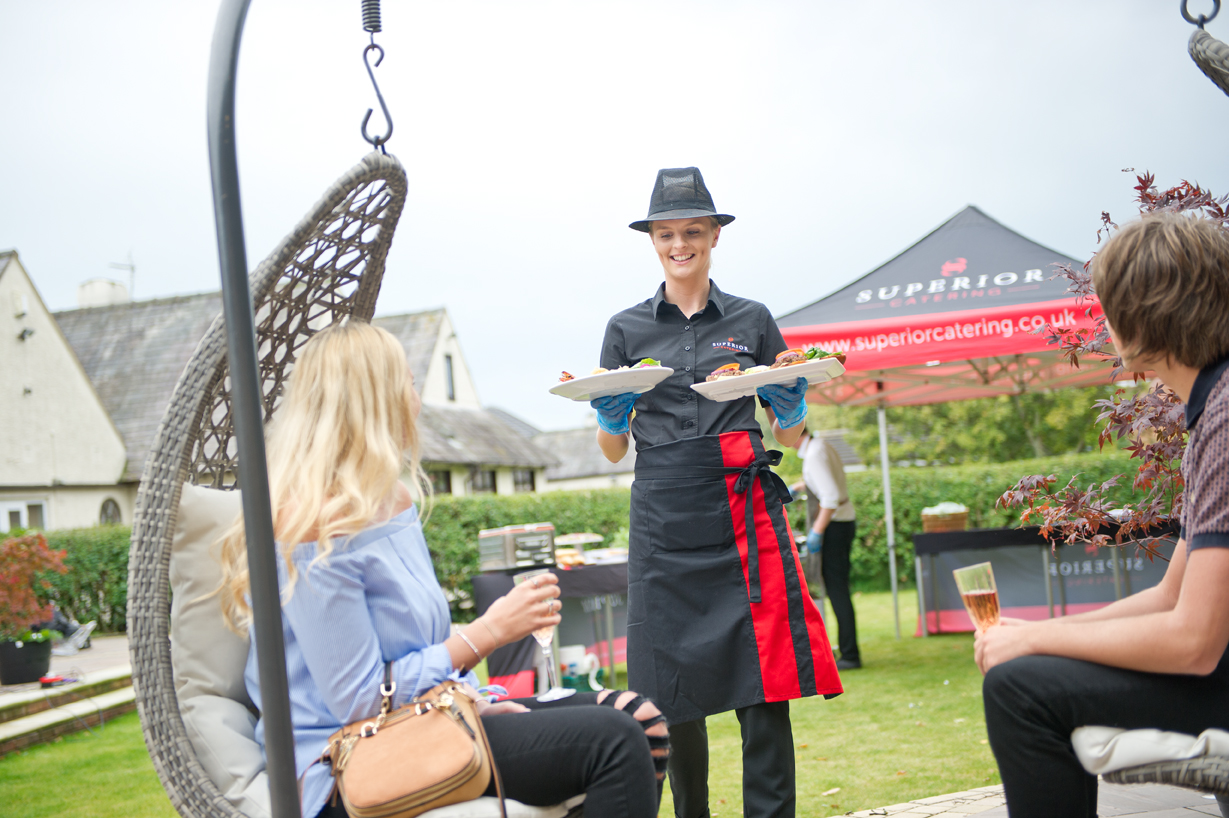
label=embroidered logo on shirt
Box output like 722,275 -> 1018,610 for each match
712,337 -> 750,353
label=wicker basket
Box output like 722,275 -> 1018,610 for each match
921,511 -> 969,533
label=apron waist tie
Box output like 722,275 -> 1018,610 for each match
636,451 -> 794,604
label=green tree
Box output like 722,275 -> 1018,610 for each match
805,384 -> 1128,467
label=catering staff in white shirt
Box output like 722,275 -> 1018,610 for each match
792,430 -> 861,670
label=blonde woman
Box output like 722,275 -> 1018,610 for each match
217,322 -> 667,818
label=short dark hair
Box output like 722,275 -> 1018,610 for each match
1092,212 -> 1229,370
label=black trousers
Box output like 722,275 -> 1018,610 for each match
315,693 -> 657,818
667,701 -> 794,818
984,654 -> 1229,818
820,520 -> 859,662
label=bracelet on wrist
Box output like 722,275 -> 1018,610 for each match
456,629 -> 483,667
477,617 -> 500,649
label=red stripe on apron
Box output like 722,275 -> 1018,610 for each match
720,433 -> 803,701
787,525 -> 839,682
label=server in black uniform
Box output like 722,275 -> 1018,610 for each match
593,168 -> 843,818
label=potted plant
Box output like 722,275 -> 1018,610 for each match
0,532 -> 68,685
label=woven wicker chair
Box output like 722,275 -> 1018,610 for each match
1191,26 -> 1229,98
129,151 -> 406,818
1104,745 -> 1229,815
1074,725 -> 1229,816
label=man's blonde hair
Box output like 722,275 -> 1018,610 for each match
1093,212 -> 1229,370
216,320 -> 429,633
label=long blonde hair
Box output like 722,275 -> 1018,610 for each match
216,321 -> 430,633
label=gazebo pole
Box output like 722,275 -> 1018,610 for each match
877,383 -> 901,639
206,2 -> 302,817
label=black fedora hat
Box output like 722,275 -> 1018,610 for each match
628,167 -> 735,233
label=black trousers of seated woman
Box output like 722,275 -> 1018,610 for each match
315,692 -> 662,818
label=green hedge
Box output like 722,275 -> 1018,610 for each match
17,454 -> 1143,628
422,490 -> 631,620
41,525 -> 132,633
786,453 -> 1139,591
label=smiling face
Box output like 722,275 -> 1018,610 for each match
650,217 -> 720,283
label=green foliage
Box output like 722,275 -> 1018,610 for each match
40,525 -> 131,633
809,384 -> 1128,467
785,453 -> 1137,591
422,490 -> 631,620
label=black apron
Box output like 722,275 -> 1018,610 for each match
626,430 -> 843,724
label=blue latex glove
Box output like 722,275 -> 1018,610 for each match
591,392 -> 638,435
806,530 -> 823,555
757,377 -> 808,429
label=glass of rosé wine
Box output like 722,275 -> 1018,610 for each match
953,562 -> 1000,631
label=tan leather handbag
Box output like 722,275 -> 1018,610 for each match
321,666 -> 506,818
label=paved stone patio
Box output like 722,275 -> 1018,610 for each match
846,782 -> 1226,817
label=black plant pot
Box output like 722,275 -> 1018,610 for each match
0,639 -> 52,685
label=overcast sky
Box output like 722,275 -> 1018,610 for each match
3,1 -> 1227,430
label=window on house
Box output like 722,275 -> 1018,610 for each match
100,498 -> 122,525
26,503 -> 44,530
513,469 -> 535,493
444,354 -> 456,402
7,511 -> 20,531
471,470 -> 497,494
429,471 -> 452,495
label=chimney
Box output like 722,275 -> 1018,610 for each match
77,278 -> 130,308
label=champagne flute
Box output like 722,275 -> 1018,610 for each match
953,562 -> 1001,630
513,568 -> 576,702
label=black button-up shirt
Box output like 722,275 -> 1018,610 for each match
600,280 -> 789,452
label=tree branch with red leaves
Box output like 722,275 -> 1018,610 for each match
998,172 -> 1224,554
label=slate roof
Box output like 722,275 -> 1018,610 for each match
418,404 -> 558,468
485,407 -> 542,439
54,292 -> 222,480
54,295 -> 554,477
371,310 -> 444,387
533,427 -> 635,482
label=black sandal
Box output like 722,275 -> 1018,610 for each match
598,691 -> 670,774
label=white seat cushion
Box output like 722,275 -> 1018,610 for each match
423,795 -> 584,818
171,484 -> 272,818
1072,725 -> 1229,775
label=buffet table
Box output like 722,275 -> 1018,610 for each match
471,561 -> 628,697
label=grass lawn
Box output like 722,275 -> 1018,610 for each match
658,588 -> 999,818
0,709 -> 176,818
0,589 -> 997,818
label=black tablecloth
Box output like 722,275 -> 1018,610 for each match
471,562 -> 629,609
912,526 -> 1046,556
472,563 -> 628,695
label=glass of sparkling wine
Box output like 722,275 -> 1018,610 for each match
953,562 -> 1001,631
512,568 -> 576,702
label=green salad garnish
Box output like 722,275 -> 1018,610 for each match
636,358 -> 661,367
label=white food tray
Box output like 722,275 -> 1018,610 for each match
549,366 -> 674,402
690,358 -> 845,402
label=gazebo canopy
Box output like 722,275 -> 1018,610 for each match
776,206 -> 1110,640
777,206 -> 1106,407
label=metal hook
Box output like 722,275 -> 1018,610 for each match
361,43 -> 393,153
1182,0 -> 1220,28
